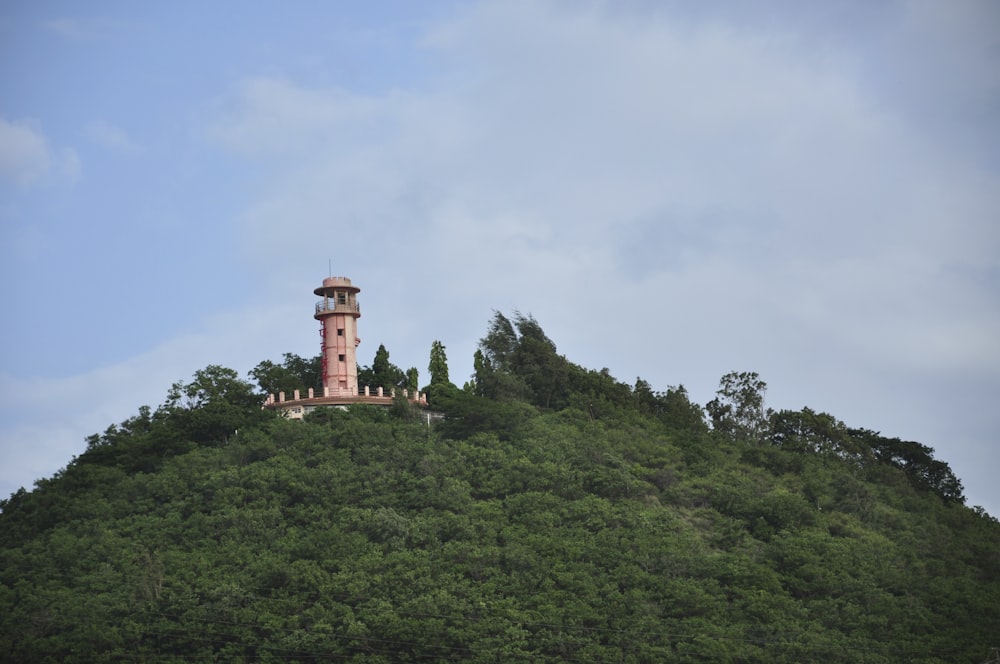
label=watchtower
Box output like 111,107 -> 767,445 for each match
314,276 -> 361,396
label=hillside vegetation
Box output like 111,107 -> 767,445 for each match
2,312 -> 998,663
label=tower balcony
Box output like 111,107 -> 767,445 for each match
315,300 -> 361,315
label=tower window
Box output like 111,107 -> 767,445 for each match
337,293 -> 346,305
338,354 -> 346,362
337,328 -> 344,336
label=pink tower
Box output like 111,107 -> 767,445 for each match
314,276 -> 361,396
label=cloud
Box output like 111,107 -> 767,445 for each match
209,1 -> 998,319
0,117 -> 80,187
885,0 -> 1000,151
208,77 -> 389,158
85,120 -> 143,154
0,118 -> 53,186
41,17 -> 132,41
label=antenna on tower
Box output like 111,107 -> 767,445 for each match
328,259 -> 332,278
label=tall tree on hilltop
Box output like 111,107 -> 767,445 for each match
250,353 -> 321,396
372,344 -> 392,382
472,312 -> 530,401
479,311 -> 518,372
706,371 -> 770,443
162,365 -> 272,444
359,344 -> 406,390
428,340 -> 451,386
509,313 -> 569,409
280,353 -> 322,391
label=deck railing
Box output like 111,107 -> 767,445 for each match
315,300 -> 361,315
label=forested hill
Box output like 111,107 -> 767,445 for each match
2,312 -> 998,663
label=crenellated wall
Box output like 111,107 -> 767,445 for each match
264,386 -> 429,419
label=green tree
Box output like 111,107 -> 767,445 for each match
479,311 -> 518,371
428,340 -> 451,386
359,344 -> 406,390
372,343 -> 393,382
281,352 -> 323,390
509,313 -> 569,409
471,343 -> 529,401
852,429 -> 965,503
166,365 -> 258,409
468,348 -> 490,394
706,371 -> 769,443
633,380 -> 707,434
472,311 -> 568,405
653,385 -> 708,434
770,408 -> 853,455
249,353 -> 322,396
405,367 -> 419,393
162,365 -> 271,444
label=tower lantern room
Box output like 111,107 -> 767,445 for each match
314,276 -> 361,395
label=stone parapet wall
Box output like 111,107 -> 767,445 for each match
264,386 -> 428,419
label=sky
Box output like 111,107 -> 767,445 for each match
1,0 -> 998,515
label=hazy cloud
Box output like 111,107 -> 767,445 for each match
211,2 -> 999,348
0,117 -> 79,187
41,17 -> 132,41
85,120 -> 143,154
208,77 -> 389,158
0,118 -> 54,186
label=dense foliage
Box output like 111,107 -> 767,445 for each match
358,344 -> 417,393
2,313 -> 998,662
